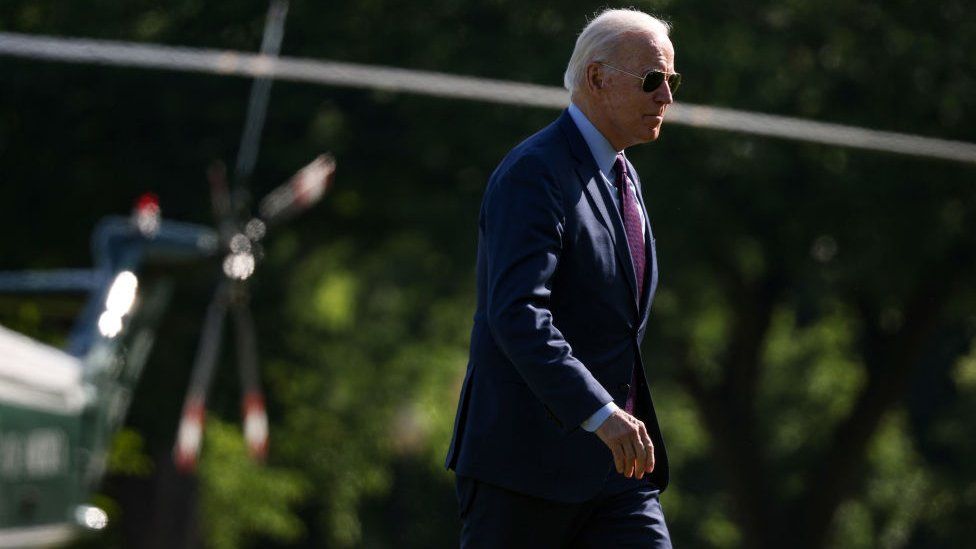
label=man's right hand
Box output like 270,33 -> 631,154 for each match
595,409 -> 655,479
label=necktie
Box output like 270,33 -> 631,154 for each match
614,154 -> 645,415
614,154 -> 645,302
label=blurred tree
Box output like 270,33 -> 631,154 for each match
198,418 -> 307,549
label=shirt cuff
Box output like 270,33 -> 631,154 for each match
581,402 -> 619,432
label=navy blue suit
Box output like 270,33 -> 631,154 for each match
446,110 -> 670,506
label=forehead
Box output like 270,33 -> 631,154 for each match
614,29 -> 675,70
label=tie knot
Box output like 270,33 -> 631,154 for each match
613,154 -> 627,180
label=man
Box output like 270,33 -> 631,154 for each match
445,8 -> 680,547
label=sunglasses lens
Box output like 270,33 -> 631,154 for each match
668,73 -> 681,93
642,71 -> 665,92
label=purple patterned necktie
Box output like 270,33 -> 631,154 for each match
614,153 -> 645,415
614,154 -> 645,303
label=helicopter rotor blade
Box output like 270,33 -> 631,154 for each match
173,278 -> 231,473
234,0 -> 289,189
174,0 -> 294,474
257,154 -> 336,226
207,160 -> 239,241
229,283 -> 268,461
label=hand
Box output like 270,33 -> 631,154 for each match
595,409 -> 655,479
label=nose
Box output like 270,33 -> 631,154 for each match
653,80 -> 674,105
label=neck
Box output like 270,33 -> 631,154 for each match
571,93 -> 628,151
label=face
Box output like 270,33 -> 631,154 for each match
592,29 -> 676,149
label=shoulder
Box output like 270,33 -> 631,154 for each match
480,128 -> 576,221
491,119 -> 574,187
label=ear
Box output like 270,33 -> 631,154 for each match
584,62 -> 604,92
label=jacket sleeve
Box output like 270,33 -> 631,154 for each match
482,156 -> 613,431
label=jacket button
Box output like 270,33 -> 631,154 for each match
618,383 -> 630,392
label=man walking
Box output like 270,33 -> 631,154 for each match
446,8 -> 680,547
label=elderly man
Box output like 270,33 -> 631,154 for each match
445,8 -> 679,548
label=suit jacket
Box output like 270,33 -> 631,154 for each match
445,110 -> 669,503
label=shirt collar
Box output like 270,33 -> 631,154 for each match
568,103 -> 623,179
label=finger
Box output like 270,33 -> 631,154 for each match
612,443 -> 625,474
622,417 -> 645,478
646,441 -> 656,473
638,423 -> 654,474
621,438 -> 636,478
634,443 -> 651,478
635,453 -> 646,479
631,438 -> 647,479
638,422 -> 652,447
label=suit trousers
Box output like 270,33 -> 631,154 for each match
456,473 -> 672,548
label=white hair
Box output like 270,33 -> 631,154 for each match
563,8 -> 671,94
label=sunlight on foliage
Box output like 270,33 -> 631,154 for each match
266,233 -> 470,546
826,411 -> 933,548
952,345 -> 976,390
313,271 -> 358,332
700,496 -> 742,548
199,418 -> 308,549
761,306 -> 864,460
864,412 -> 931,548
654,381 -> 709,462
687,291 -> 731,387
106,428 -> 153,477
831,499 -> 874,549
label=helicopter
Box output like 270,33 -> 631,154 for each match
0,0 -> 338,543
0,195 -> 218,545
0,153 -> 334,545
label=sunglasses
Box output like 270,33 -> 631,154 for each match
598,62 -> 682,94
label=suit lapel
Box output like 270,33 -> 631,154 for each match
558,112 -> 640,307
588,169 -> 640,306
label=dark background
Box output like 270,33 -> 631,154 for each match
2,1 -> 976,547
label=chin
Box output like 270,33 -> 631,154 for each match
642,129 -> 661,143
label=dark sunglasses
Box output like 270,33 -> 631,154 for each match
598,62 -> 681,94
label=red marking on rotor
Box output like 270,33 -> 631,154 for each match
173,397 -> 206,473
243,391 -> 269,461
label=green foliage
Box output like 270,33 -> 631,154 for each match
198,418 -> 308,549
829,411 -> 933,548
106,428 -> 154,477
760,307 -> 864,461
265,234 -> 471,546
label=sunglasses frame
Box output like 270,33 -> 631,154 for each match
597,62 -> 681,94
